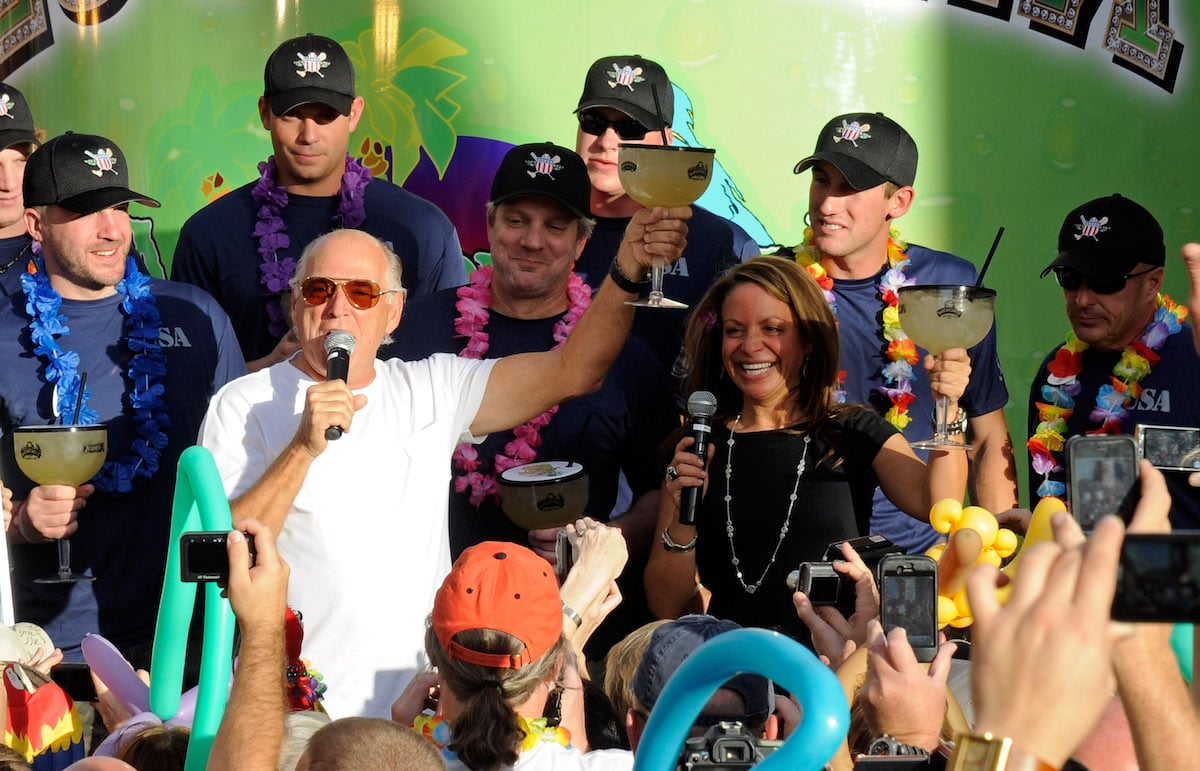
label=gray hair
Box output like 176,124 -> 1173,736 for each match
486,200 -> 595,240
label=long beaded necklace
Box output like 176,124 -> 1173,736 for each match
723,415 -> 811,594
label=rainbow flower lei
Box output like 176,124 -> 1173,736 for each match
251,154 -> 372,337
793,226 -> 917,430
1028,293 -> 1187,498
451,266 -> 591,507
20,255 -> 169,493
413,713 -> 571,761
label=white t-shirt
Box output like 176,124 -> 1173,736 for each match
200,354 -> 494,718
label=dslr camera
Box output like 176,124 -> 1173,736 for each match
675,721 -> 780,770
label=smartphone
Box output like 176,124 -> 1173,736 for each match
50,662 -> 97,702
180,531 -> 256,582
1135,424 -> 1200,472
554,528 -> 577,582
878,555 -> 939,663
1066,434 -> 1140,529
1113,533 -> 1200,623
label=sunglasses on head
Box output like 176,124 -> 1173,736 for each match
1051,265 -> 1157,295
299,276 -> 397,310
577,111 -> 650,141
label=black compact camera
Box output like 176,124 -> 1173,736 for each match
824,534 -> 904,573
180,531 -> 256,582
1113,533 -> 1200,623
787,561 -> 855,617
675,721 -> 780,770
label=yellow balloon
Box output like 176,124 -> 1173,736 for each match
926,543 -> 947,562
979,548 -> 1002,568
953,506 -> 999,549
993,528 -> 1018,558
937,594 -> 958,627
953,588 -> 972,618
929,498 -> 963,534
949,614 -> 974,628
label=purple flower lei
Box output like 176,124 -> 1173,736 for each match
20,255 -> 170,494
251,154 -> 372,337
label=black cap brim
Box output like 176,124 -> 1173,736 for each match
268,88 -> 352,117
492,189 -> 588,221
0,129 -> 37,153
1040,247 -> 1137,281
574,100 -> 665,131
57,186 -> 161,216
793,151 -> 888,191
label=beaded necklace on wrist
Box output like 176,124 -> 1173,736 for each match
724,415 -> 811,594
1028,294 -> 1186,499
793,226 -> 917,430
21,254 -> 169,493
450,266 -> 592,507
252,154 -> 371,338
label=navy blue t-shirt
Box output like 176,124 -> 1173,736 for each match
1028,325 -> 1200,529
0,276 -> 245,660
171,176 -> 466,361
0,235 -> 33,298
832,244 -> 1010,552
573,205 -> 758,374
382,285 -> 678,554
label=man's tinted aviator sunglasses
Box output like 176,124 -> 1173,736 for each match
1051,265 -> 1157,295
578,111 -> 650,141
300,276 -> 399,310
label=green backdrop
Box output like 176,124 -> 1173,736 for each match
5,0 -> 1196,504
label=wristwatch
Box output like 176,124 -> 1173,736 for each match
936,409 -> 968,436
948,732 -> 1057,771
868,733 -> 929,757
608,258 -> 649,293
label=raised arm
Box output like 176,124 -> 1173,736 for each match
470,206 -> 689,437
207,520 -> 290,771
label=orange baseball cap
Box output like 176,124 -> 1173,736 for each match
432,542 -> 562,669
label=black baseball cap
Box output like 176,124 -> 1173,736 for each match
264,33 -> 355,116
575,55 -> 673,131
793,112 -> 918,190
631,615 -> 773,718
23,132 -> 160,215
1041,193 -> 1165,281
0,83 -> 37,152
490,142 -> 590,220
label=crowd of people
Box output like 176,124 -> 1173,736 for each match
0,34 -> 1199,771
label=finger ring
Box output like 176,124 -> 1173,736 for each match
665,465 -> 679,481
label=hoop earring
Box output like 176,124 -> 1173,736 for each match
801,354 -> 812,378
803,211 -> 812,227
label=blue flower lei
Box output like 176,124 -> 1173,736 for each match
20,254 -> 170,493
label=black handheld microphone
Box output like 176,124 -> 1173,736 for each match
323,330 -> 356,441
679,390 -> 718,525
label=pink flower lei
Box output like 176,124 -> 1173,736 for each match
451,266 -> 592,507
251,154 -> 372,337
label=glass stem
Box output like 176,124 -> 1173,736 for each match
647,256 -> 666,305
932,394 -> 951,443
57,538 -> 73,579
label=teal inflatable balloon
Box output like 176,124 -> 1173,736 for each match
149,446 -> 236,771
1172,623 -> 1193,683
632,628 -> 848,771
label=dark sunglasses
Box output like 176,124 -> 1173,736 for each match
299,276 -> 397,310
578,111 -> 650,141
1051,265 -> 1157,295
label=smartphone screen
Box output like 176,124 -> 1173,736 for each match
878,555 -> 938,662
1067,434 -> 1140,529
1113,533 -> 1200,623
